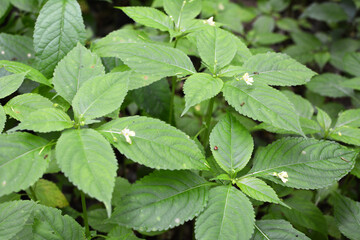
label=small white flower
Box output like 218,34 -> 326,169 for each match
1,50 -> 4,55
241,72 -> 254,85
203,16 -> 215,26
121,128 -> 135,144
218,3 -> 225,10
273,171 -> 289,183
27,53 -> 32,58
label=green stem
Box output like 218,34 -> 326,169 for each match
81,192 -> 90,239
168,76 -> 177,125
202,97 -> 215,152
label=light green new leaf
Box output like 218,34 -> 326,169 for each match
33,0 -> 86,77
249,137 -> 356,189
0,60 -> 50,86
0,104 -> 5,133
329,126 -> 360,146
110,170 -> 209,232
182,73 -> 223,116
195,185 -> 255,240
281,197 -> 328,235
237,177 -> 285,207
0,133 -> 50,197
163,0 -> 201,29
92,29 -> 151,57
12,108 -> 73,133
95,42 -> 195,78
223,80 -> 303,136
209,113 -> 253,173
333,193 -> 360,240
4,93 -> 54,121
98,116 -> 207,170
335,109 -> 360,128
32,204 -> 85,239
0,72 -> 26,99
0,33 -> 34,63
344,52 -> 360,77
119,7 -> 173,32
72,72 -> 129,120
0,200 -> 35,240
341,77 -> 360,90
56,129 -> 117,217
33,179 -> 68,208
231,36 -> 253,65
316,107 -> 332,131
53,43 -> 105,103
282,90 -> 314,119
235,53 -> 316,86
196,27 -> 237,74
252,219 -> 310,240
307,73 -> 353,98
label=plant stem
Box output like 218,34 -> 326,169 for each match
202,97 -> 215,153
168,76 -> 177,125
81,192 -> 90,239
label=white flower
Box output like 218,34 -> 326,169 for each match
241,72 -> 254,85
121,128 -> 135,144
273,171 -> 289,183
203,16 -> 215,26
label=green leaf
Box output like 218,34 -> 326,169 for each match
314,51 -> 330,70
108,226 -> 144,240
252,219 -> 310,240
0,200 -> 35,240
280,197 -> 328,235
0,132 -> 50,197
72,72 -> 129,120
196,27 -> 237,74
330,38 -> 360,71
329,126 -> 360,146
223,80 -> 303,136
335,109 -> 360,128
182,73 -> 223,116
132,79 -> 170,122
32,204 -> 85,239
53,43 -> 105,103
333,193 -> 360,240
126,71 -> 162,91
98,116 -> 207,170
0,72 -> 26,99
10,0 -> 43,12
3,93 -> 54,121
33,0 -> 86,77
195,185 -> 255,240
341,77 -> 360,90
33,179 -> 69,208
92,29 -> 151,58
302,2 -> 348,24
0,33 -> 34,63
0,60 -> 50,86
163,0 -> 201,29
209,113 -> 253,174
307,73 -> 354,98
237,177 -> 286,206
0,104 -> 5,133
282,90 -> 314,119
12,108 -> 73,133
290,31 -> 322,50
234,53 -> 316,86
316,107 -> 332,131
56,129 -> 117,216
96,43 -> 195,78
252,32 -> 288,45
0,0 -> 10,19
253,16 -> 275,33
88,208 -> 117,233
119,7 -> 173,32
344,52 -> 360,77
112,177 -> 131,207
231,36 -> 253,65
249,137 -> 356,189
110,170 -> 209,232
